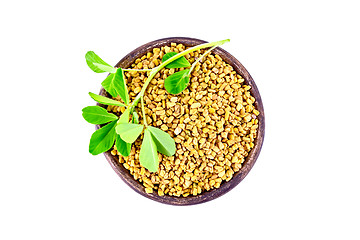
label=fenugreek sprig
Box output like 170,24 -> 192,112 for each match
82,39 -> 230,172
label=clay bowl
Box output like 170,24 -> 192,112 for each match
96,37 -> 265,205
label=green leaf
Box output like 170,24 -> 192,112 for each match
101,68 -> 129,102
82,106 -> 118,124
115,135 -> 131,157
115,123 -> 144,143
114,108 -> 132,156
85,51 -> 116,73
147,126 -> 176,156
164,69 -> 190,94
162,52 -> 191,68
89,120 -> 117,155
118,108 -> 130,123
132,112 -> 139,124
89,92 -> 126,107
139,129 -> 159,172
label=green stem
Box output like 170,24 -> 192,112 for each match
131,39 -> 230,106
141,97 -> 147,126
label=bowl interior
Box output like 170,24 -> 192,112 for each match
97,37 -> 265,205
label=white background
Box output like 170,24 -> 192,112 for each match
1,0 -> 359,239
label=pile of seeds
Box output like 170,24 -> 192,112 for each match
108,43 -> 259,197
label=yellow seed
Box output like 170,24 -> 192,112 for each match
191,102 -> 201,108
202,128 -> 210,133
209,108 -> 215,114
155,110 -> 165,115
134,87 -> 141,94
198,150 -> 204,157
244,114 -> 252,122
174,176 -> 180,184
174,127 -> 182,135
145,188 -> 153,194
153,59 -> 159,65
123,163 -> 130,169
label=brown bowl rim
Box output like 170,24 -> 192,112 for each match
95,37 -> 265,205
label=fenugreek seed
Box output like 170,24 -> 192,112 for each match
156,110 -> 165,115
145,188 -> 153,194
174,127 -> 182,135
167,116 -> 174,123
195,94 -> 203,100
166,101 -> 175,108
209,108 -> 215,114
217,109 -> 225,115
191,102 -> 201,108
251,124 -> 258,130
164,46 -> 171,53
244,114 -> 252,122
158,189 -> 164,196
202,128 -> 210,133
224,111 -> 230,121
188,98 -> 195,105
189,109 -> 197,115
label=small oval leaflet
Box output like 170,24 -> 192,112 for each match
118,108 -> 130,124
115,123 -> 144,143
147,126 -> 175,156
139,129 -> 159,173
115,108 -> 132,156
115,135 -> 131,157
89,120 -> 117,155
85,51 -> 116,73
164,69 -> 190,94
82,106 -> 118,124
101,68 -> 129,103
162,52 -> 191,69
89,92 -> 126,107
